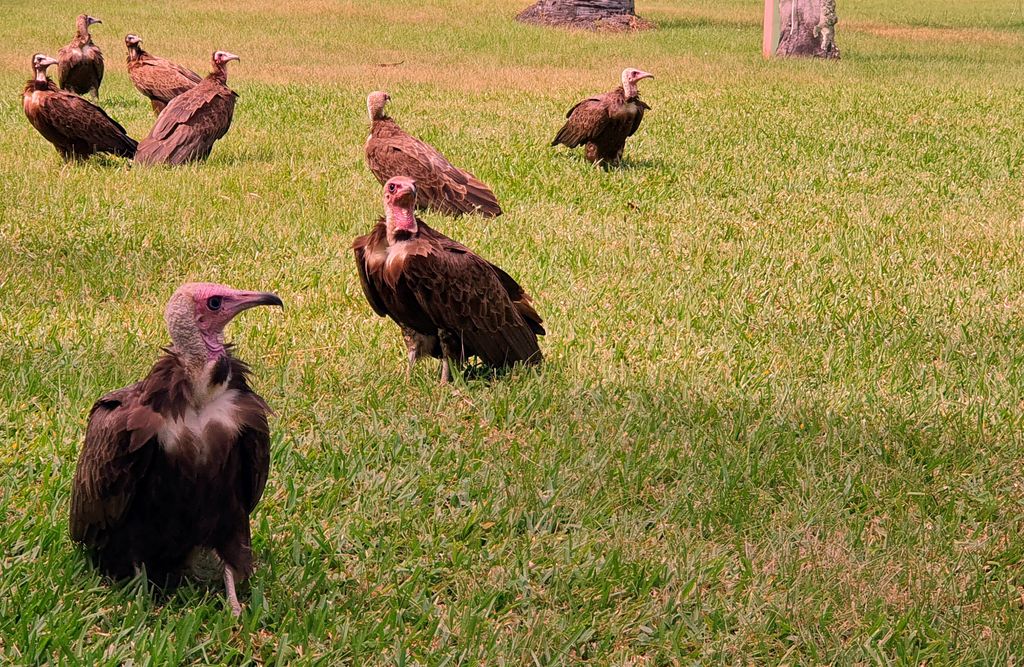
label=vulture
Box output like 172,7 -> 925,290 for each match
70,282 -> 283,617
135,51 -> 240,166
58,14 -> 104,99
125,34 -> 202,115
353,177 -> 543,382
552,68 -> 654,168
23,54 -> 137,161
365,91 -> 502,218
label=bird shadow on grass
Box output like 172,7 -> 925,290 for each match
552,151 -> 665,172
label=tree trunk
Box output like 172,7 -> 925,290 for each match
517,0 -> 653,31
776,0 -> 839,59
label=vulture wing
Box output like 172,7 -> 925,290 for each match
131,58 -> 202,107
352,225 -> 390,317
70,384 -> 160,548
403,245 -> 542,367
39,92 -> 137,157
57,43 -> 103,94
56,44 -> 82,88
368,128 -> 502,218
419,222 -> 546,336
628,99 -> 651,137
228,363 -> 272,514
135,82 -> 237,165
551,95 -> 610,148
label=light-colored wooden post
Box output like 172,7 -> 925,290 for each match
763,0 -> 781,58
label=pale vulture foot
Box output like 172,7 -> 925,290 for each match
440,358 -> 451,384
407,349 -> 417,381
223,564 -> 243,618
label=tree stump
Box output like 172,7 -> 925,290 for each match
517,0 -> 654,31
776,0 -> 839,59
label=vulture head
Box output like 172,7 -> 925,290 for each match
367,91 -> 391,122
164,283 -> 282,366
210,51 -> 240,81
383,176 -> 418,241
125,34 -> 142,49
31,53 -> 58,80
621,68 -> 654,99
77,15 -> 102,37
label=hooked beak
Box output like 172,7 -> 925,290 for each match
221,52 -> 241,63
89,17 -> 102,25
226,291 -> 284,319
635,71 -> 654,81
36,56 -> 59,70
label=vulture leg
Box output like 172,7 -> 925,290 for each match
223,564 -> 243,617
403,332 -> 419,381
439,332 -> 465,384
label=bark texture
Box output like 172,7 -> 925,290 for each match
777,0 -> 839,59
517,0 -> 653,31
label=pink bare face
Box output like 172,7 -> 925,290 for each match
213,51 -> 240,67
384,177 -> 416,210
367,91 -> 391,121
125,34 -> 142,48
32,54 -> 58,72
626,68 -> 653,84
186,283 -> 283,337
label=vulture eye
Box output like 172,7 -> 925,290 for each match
388,183 -> 396,193
207,296 -> 223,311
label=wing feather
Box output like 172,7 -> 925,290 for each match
69,384 -> 159,547
552,95 -> 610,148
366,122 -> 501,217
39,92 -> 137,156
402,246 -> 542,367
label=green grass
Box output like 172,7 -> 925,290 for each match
4,0 -> 1024,662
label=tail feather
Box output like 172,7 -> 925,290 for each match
463,176 -> 502,217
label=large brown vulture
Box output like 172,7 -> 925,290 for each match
552,68 -> 654,168
58,14 -> 104,99
353,177 -> 543,382
70,282 -> 282,617
125,34 -> 202,115
365,91 -> 502,218
134,51 -> 240,166
23,54 -> 137,161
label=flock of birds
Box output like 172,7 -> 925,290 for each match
31,15 -> 657,616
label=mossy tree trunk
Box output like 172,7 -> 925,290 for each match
777,0 -> 839,59
517,0 -> 651,30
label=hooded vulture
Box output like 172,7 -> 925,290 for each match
23,54 -> 137,161
353,177 -> 543,382
552,68 -> 654,168
365,91 -> 502,218
58,14 -> 104,99
70,282 -> 283,617
125,34 -> 202,115
135,51 -> 240,166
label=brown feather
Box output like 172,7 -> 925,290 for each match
22,78 -> 136,160
366,118 -> 502,218
127,47 -> 202,116
135,72 -> 237,166
353,218 -> 543,374
552,87 -> 649,166
70,351 -> 272,583
58,19 -> 103,97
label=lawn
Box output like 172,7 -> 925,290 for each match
3,0 -> 1024,663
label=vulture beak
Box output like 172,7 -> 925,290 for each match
225,291 -> 284,319
635,71 -> 654,81
36,55 -> 59,69
221,52 -> 241,64
88,17 -> 102,25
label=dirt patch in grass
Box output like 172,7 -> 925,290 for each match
853,21 -> 1021,47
